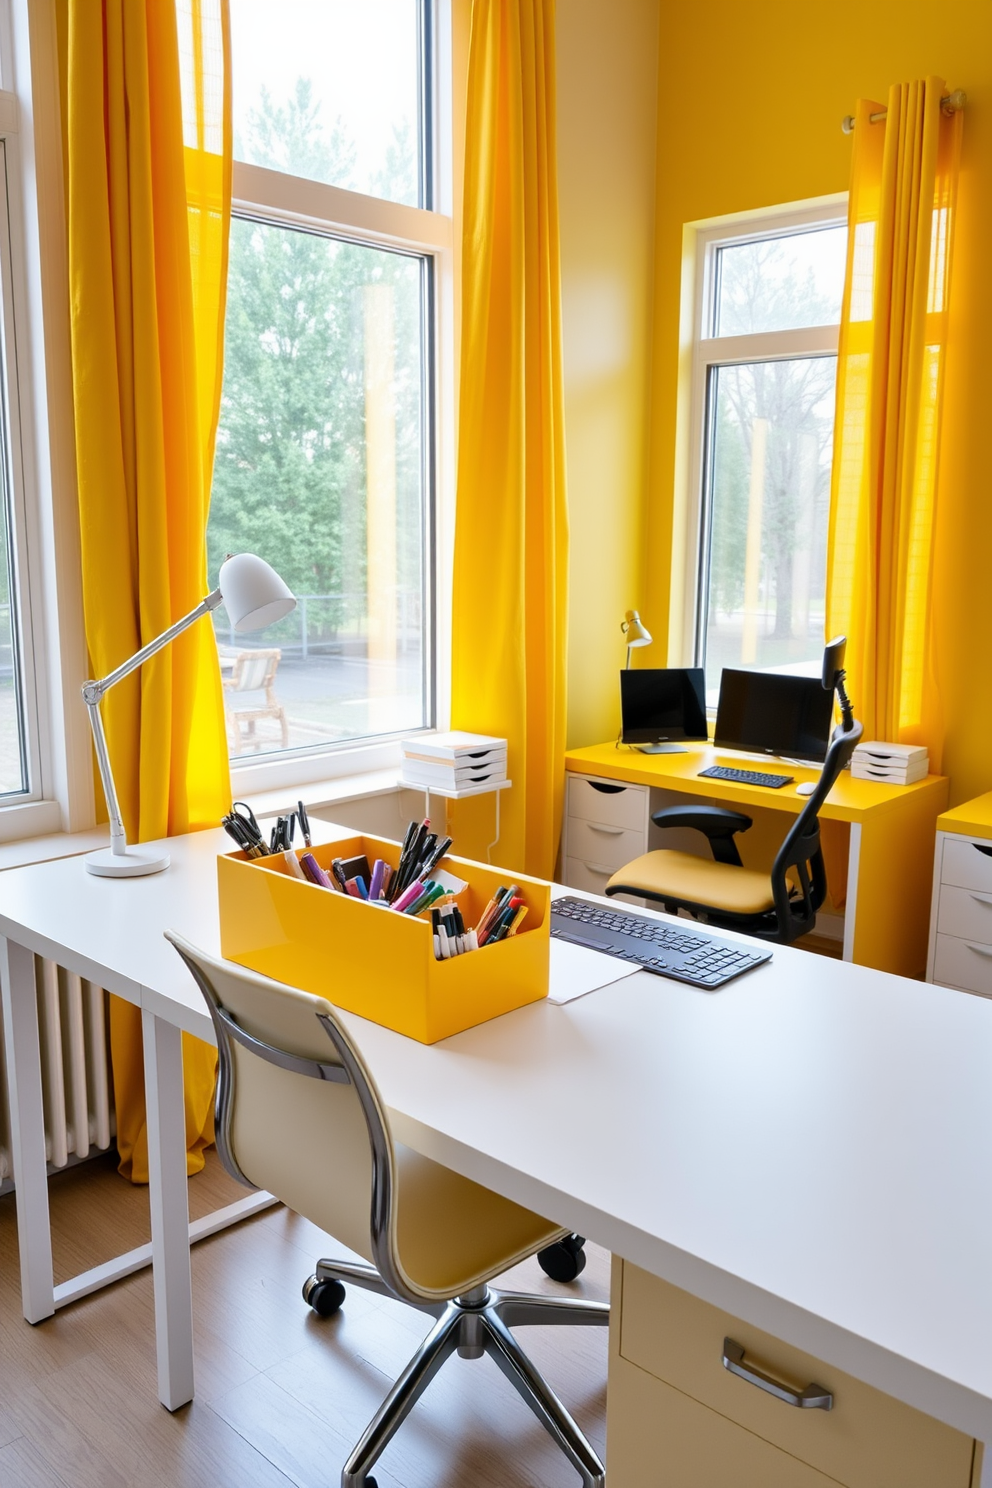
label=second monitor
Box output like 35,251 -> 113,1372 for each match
714,668 -> 834,764
620,668 -> 708,754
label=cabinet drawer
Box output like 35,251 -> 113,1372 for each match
932,932 -> 992,997
563,857 -> 643,909
565,817 -> 645,872
607,1354 -> 846,1488
940,836 -> 992,892
567,774 -> 648,831
936,883 -> 992,943
619,1264 -> 974,1488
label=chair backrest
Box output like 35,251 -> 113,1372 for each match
229,649 -> 281,694
164,931 -> 424,1306
769,712 -> 864,942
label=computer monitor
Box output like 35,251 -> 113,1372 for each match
714,669 -> 834,764
620,668 -> 708,754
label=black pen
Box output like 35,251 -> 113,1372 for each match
297,800 -> 311,848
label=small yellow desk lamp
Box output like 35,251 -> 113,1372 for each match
621,609 -> 652,668
81,553 -> 297,878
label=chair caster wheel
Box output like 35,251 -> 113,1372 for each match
303,1275 -> 345,1316
537,1234 -> 587,1283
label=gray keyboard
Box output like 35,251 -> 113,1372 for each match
550,898 -> 771,988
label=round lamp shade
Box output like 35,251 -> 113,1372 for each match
218,553 -> 296,632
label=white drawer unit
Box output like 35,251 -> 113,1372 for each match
562,773 -> 650,907
927,826 -> 992,997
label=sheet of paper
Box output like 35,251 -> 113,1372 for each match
548,937 -> 639,1004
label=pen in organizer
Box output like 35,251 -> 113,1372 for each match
300,853 -> 335,889
479,893 -> 522,945
419,834 -> 453,880
477,885 -> 517,942
282,849 -> 307,880
386,820 -> 419,902
392,818 -> 430,902
297,800 -> 311,848
222,811 -> 266,858
368,859 -> 386,901
391,879 -> 426,914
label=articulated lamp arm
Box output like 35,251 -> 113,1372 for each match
80,589 -> 224,866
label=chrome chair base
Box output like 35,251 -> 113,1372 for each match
313,1258 -> 609,1488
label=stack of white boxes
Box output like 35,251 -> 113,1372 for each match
851,740 -> 929,786
400,731 -> 508,795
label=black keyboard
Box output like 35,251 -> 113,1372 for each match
698,765 -> 794,789
550,898 -> 772,989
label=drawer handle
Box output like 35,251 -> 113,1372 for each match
722,1339 -> 833,1411
970,893 -> 992,907
589,781 -> 627,795
588,824 -> 624,836
966,943 -> 992,957
973,844 -> 992,859
584,864 -> 613,876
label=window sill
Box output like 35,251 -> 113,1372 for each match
241,766 -> 409,823
0,799 -> 65,846
0,823 -> 108,871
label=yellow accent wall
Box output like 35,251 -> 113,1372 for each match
557,0 -> 660,748
646,0 -> 992,805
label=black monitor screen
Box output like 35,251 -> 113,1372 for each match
714,669 -> 833,763
620,668 -> 708,744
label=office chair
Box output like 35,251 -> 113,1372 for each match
167,933 -> 608,1488
604,638 -> 863,945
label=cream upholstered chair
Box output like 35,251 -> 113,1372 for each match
606,640 -> 862,946
167,933 -> 607,1488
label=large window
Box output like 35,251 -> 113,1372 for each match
213,0 -> 440,766
689,208 -> 847,704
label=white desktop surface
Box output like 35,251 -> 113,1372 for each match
1,825 -> 992,1449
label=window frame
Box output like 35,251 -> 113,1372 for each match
677,198 -> 848,676
0,85 -> 61,836
223,0 -> 456,796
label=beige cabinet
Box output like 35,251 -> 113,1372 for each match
607,1261 -> 979,1488
927,829 -> 992,997
562,774 -> 650,906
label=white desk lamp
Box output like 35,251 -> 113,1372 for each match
82,553 -> 297,878
621,609 -> 652,668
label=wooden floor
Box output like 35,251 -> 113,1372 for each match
0,1151 -> 608,1487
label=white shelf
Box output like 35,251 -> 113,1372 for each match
398,777 -> 512,801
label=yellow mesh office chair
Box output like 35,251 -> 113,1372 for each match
605,640 -> 863,946
167,933 -> 608,1488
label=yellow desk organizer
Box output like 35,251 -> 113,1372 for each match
217,832 -> 550,1043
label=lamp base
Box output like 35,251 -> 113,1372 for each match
85,846 -> 171,878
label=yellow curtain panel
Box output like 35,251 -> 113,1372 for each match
450,0 -> 568,881
66,0 -> 232,1181
826,78 -> 962,761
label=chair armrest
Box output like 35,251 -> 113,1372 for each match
651,804 -> 753,836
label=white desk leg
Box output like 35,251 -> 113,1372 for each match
142,1008 -> 194,1410
0,935 -> 55,1323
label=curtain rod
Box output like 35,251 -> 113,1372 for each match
841,88 -> 966,135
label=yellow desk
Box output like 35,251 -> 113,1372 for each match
563,742 -> 949,978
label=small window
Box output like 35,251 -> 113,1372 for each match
689,210 -> 847,703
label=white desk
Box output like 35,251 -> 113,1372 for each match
2,827 -> 992,1473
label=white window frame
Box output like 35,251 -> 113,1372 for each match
0,81 -> 61,838
211,0 -> 457,797
673,197 -> 847,673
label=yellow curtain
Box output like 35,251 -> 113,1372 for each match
826,78 -> 962,763
450,0 -> 568,881
66,0 -> 232,1181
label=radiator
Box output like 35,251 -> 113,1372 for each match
0,958 -> 113,1183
